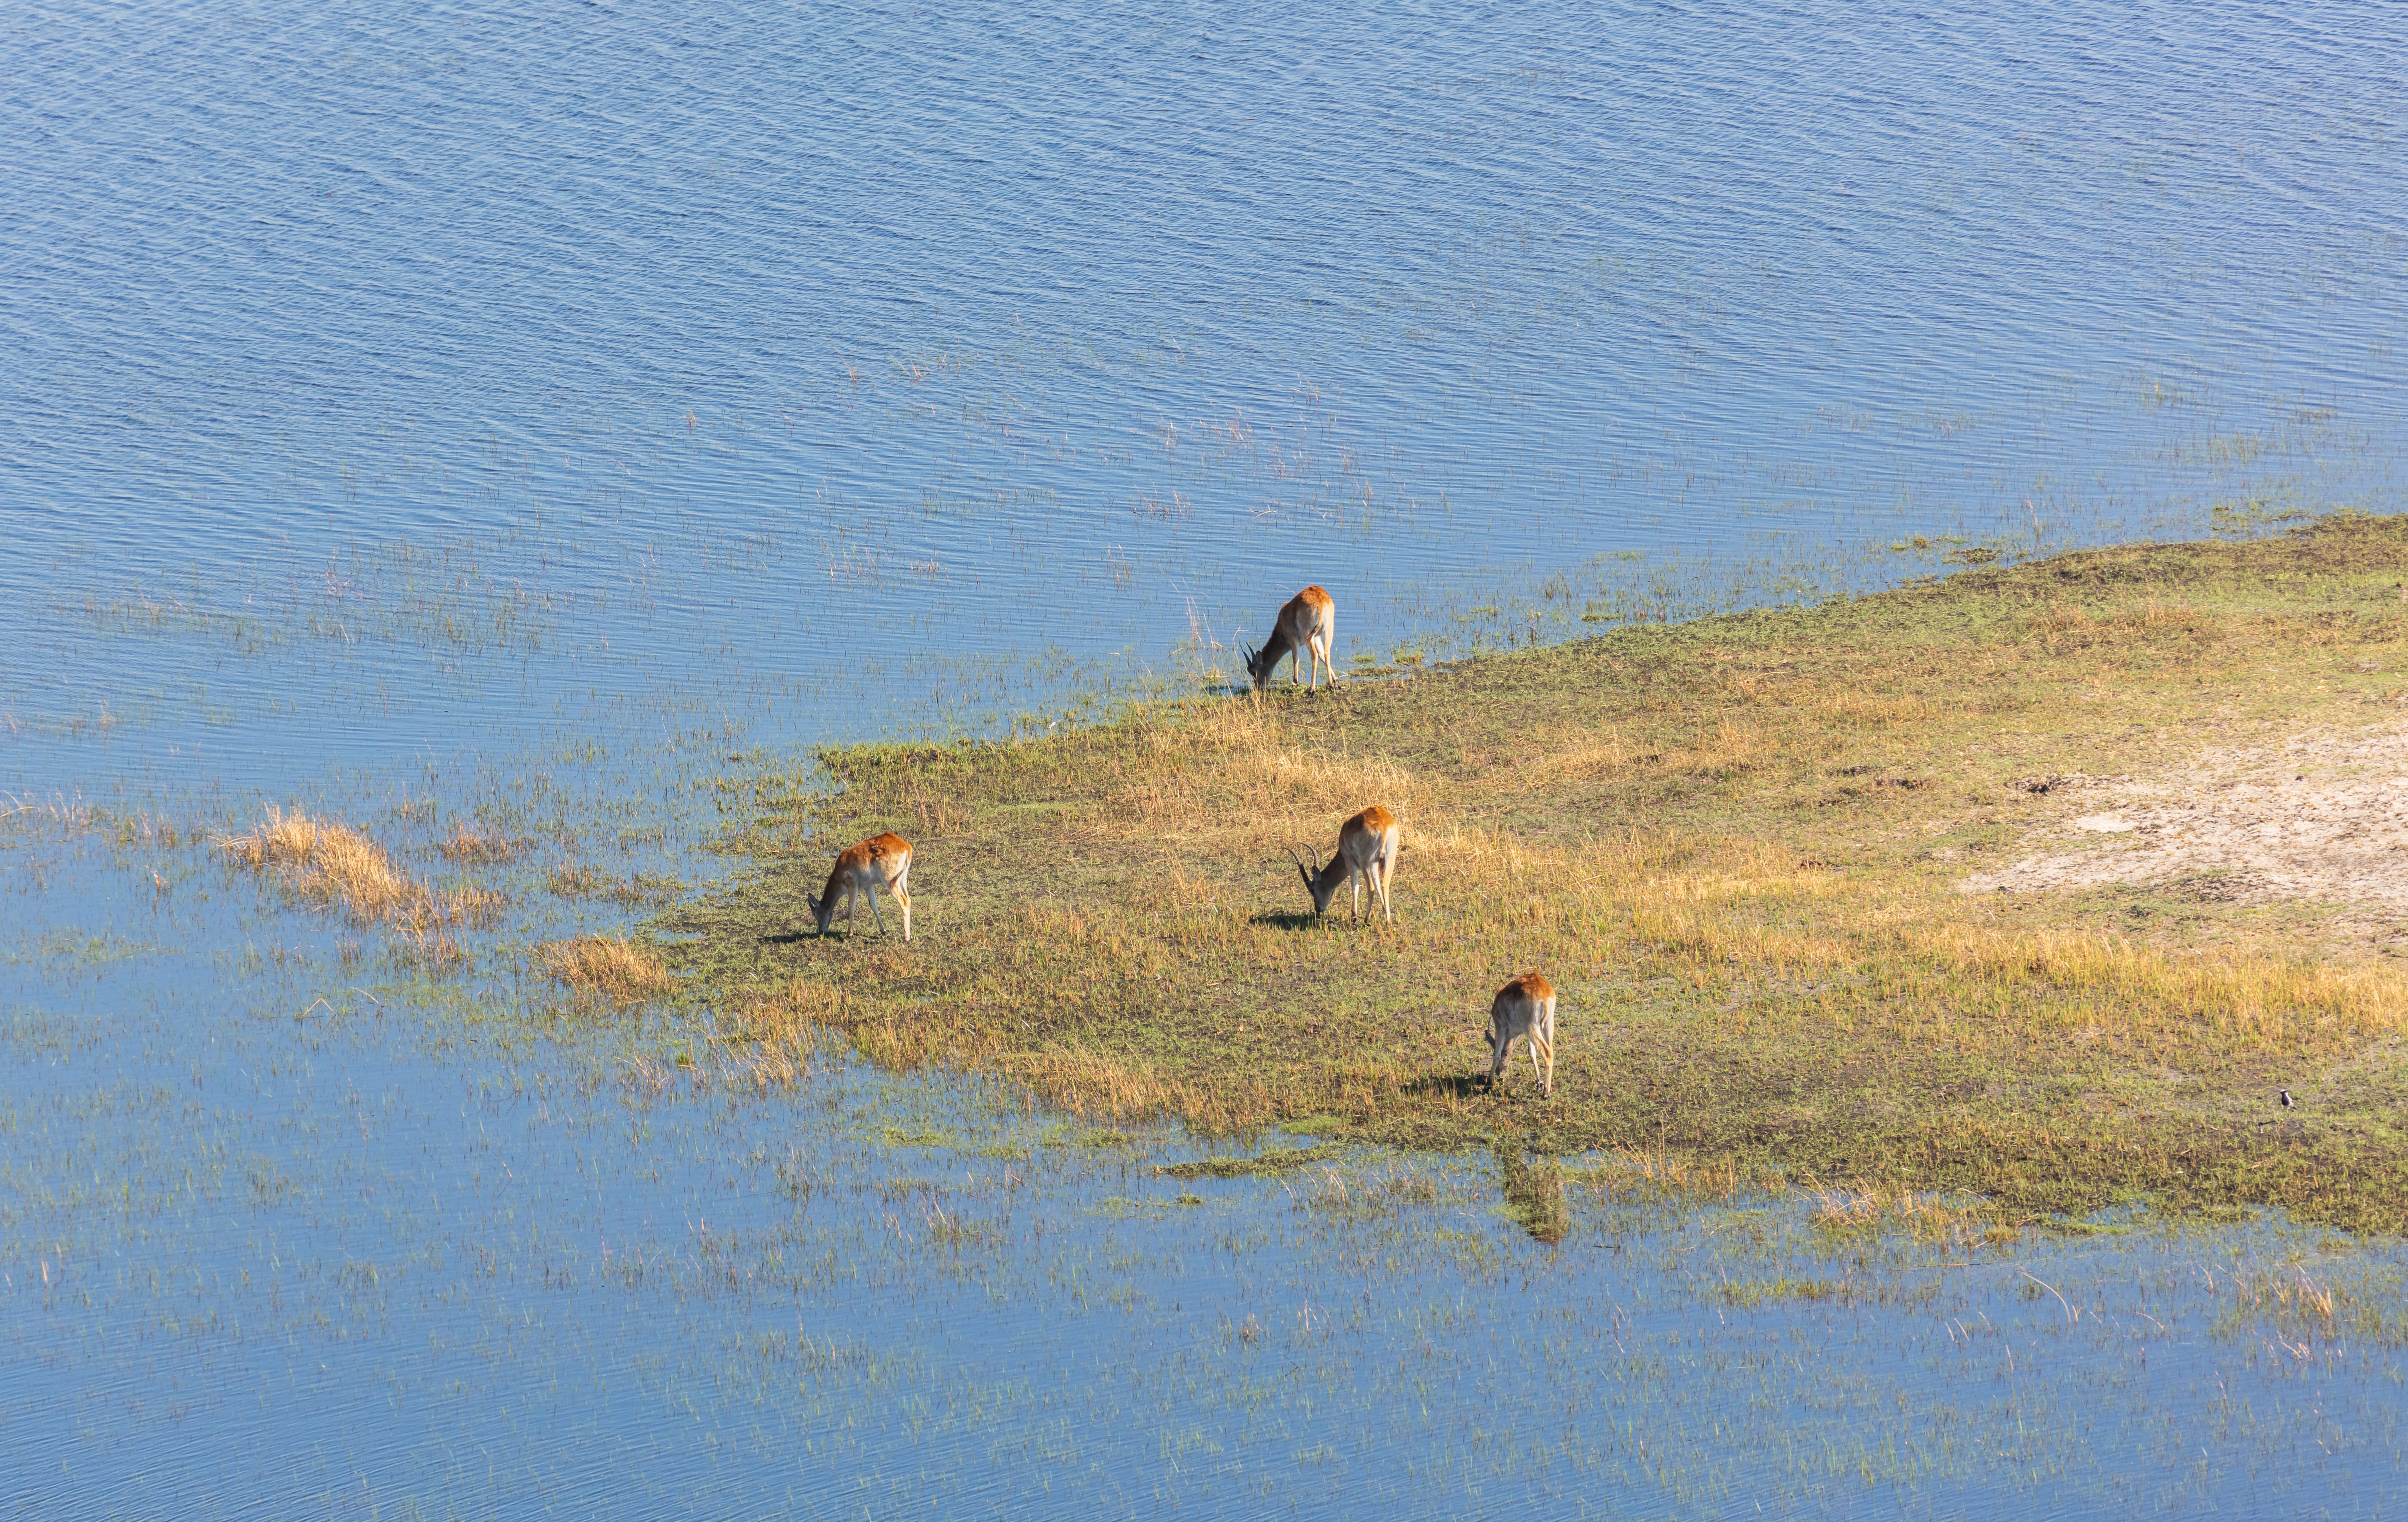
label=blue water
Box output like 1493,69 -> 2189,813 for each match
6,855 -> 2403,1519
5,0 -> 2408,1515
7,0 -> 2403,785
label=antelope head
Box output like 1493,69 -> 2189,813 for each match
1240,641 -> 1269,691
1284,844 -> 1338,915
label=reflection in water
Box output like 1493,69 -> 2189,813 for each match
1497,1140 -> 1571,1245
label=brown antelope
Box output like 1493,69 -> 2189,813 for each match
1242,585 -> 1337,691
806,831 -> 913,941
1485,972 -> 1556,1097
1286,805 -> 1400,923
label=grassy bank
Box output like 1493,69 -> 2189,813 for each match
666,516 -> 2408,1233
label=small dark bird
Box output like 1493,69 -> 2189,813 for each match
2279,1089 -> 2296,1109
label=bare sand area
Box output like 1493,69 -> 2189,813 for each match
1965,722 -> 2408,925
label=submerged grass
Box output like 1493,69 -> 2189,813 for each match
2213,1261 -> 2408,1346
1155,1145 -> 1341,1180
668,516 -> 2408,1233
436,822 -> 523,864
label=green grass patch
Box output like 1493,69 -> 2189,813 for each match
879,1123 -> 965,1151
1155,1145 -> 1341,1180
1280,1114 -> 1350,1136
1722,1276 -> 1848,1308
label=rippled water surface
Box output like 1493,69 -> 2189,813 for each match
9,0 -> 2404,780
5,0 -> 2406,1515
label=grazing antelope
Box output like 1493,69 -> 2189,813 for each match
806,831 -> 913,941
1242,585 -> 1337,691
1286,805 -> 1400,923
1485,972 -> 1556,1098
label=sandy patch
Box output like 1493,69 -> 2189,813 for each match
1964,726 -> 2408,913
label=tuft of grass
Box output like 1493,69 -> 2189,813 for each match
1156,1145 -> 1339,1180
549,862 -> 683,905
541,935 -> 672,1004
668,515 -> 2408,1233
1722,1277 -> 1848,1308
216,806 -> 497,972
436,823 -> 522,864
219,806 -> 421,921
1291,1163 -> 1443,1219
1805,1180 -> 2009,1248
2210,1262 -> 2408,1347
1576,1147 -> 1754,1207
1282,1114 -> 1350,1136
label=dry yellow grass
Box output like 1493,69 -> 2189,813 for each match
1804,1179 -> 2008,1247
218,806 -> 424,921
541,935 -> 672,1003
217,806 -> 502,970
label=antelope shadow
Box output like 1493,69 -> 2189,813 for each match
1246,909 -> 1322,930
1404,1072 -> 1489,1101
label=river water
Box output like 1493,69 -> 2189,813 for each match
4,0 -> 2405,1515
